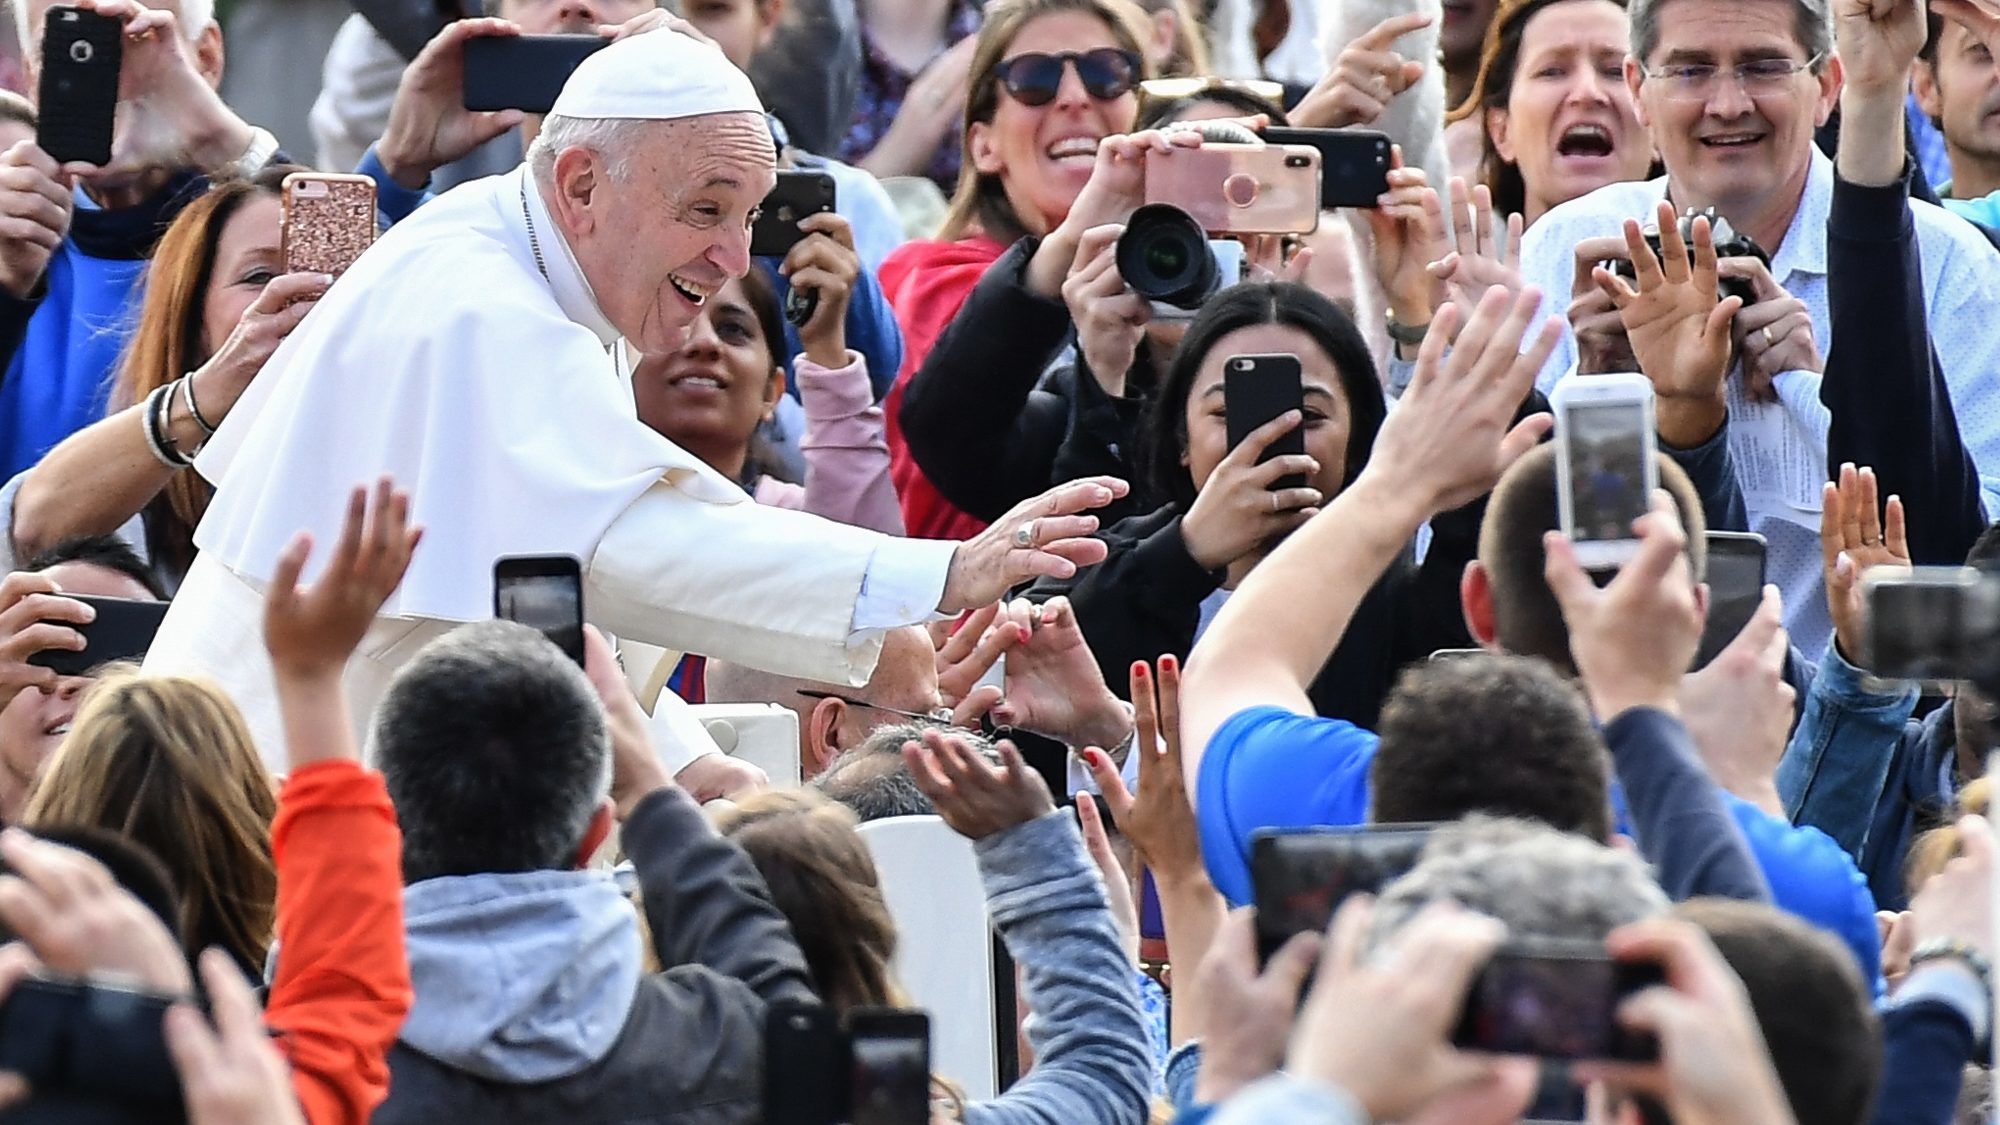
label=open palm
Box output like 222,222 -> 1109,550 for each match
1592,201 -> 1741,402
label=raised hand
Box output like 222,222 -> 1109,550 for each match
263,478 -> 422,682
377,19 -> 530,191
1836,0 -> 1931,92
1062,224 -> 1151,396
1676,588 -> 1793,815
1545,493 -> 1704,721
1429,177 -> 1528,317
986,597 -> 1132,751
1364,151 -> 1445,326
1083,656 -> 1205,885
1076,792 -> 1141,964
900,727 -> 1055,840
1367,285 -> 1561,515
1819,463 -> 1910,663
0,571 -> 95,697
1592,201 -> 1742,447
783,211 -> 862,369
939,476 -> 1129,611
1293,12 -> 1432,129
1180,410 -> 1323,571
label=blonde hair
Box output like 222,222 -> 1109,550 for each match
1905,776 -> 1993,896
24,670 -> 276,971
938,0 -> 1154,243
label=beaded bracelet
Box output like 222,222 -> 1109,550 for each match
1909,938 -> 1993,991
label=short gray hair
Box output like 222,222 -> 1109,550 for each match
526,114 -> 654,185
813,722 -> 1001,822
1370,816 -> 1670,947
1629,0 -> 1832,64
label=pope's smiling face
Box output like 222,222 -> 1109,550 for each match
556,111 -> 776,355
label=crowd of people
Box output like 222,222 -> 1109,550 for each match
0,0 -> 1994,1120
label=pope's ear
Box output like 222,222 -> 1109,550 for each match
549,148 -> 604,232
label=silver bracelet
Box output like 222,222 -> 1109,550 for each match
180,372 -> 217,437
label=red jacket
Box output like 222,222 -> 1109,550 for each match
265,760 -> 412,1125
879,234 -> 1008,541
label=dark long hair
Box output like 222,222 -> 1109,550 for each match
1139,281 -> 1387,511
1447,0 -> 1631,217
732,264 -> 800,487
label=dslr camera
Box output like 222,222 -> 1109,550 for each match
1607,206 -> 1769,307
1115,204 -> 1249,321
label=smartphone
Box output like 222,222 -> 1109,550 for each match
462,34 -> 610,114
1224,353 -> 1307,492
751,172 -> 837,258
350,0 -> 468,62
1862,566 -> 2000,684
1259,127 -> 1392,209
493,555 -> 585,666
0,976 -> 182,1110
1144,143 -> 1322,235
1249,824 -> 1440,963
1453,942 -> 1664,1061
25,595 -> 168,678
282,172 -> 378,278
762,1000 -> 844,1125
1552,374 -> 1658,571
36,6 -> 121,167
846,1008 -> 931,1125
1693,531 -> 1767,669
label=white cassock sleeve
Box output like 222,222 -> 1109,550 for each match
588,477 -> 958,688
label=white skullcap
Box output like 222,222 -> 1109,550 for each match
548,29 -> 765,121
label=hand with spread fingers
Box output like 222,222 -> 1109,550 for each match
900,727 -> 1055,840
0,827 -> 190,993
1294,12 -> 1433,129
1428,178 -> 1528,319
940,476 -> 1129,612
263,478 -> 423,684
1819,462 -> 1911,664
1592,200 -> 1742,448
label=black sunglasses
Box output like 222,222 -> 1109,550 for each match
993,48 -> 1142,107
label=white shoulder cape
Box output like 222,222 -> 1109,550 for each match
193,166 -> 747,623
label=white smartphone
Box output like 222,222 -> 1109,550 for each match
1553,373 -> 1657,571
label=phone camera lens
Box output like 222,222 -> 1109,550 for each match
68,40 -> 92,64
1286,154 -> 1308,168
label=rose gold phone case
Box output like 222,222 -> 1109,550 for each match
1143,144 -> 1322,235
281,172 -> 378,278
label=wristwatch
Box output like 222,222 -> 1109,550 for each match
220,126 -> 280,181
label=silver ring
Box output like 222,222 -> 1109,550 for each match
1762,325 -> 1776,349
1271,491 -> 1281,514
1013,522 -> 1035,549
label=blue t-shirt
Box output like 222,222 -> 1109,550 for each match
1197,705 -> 1882,990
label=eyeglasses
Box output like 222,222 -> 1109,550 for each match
796,690 -> 954,726
993,48 -> 1143,107
1639,54 -> 1825,102
1138,76 -> 1286,106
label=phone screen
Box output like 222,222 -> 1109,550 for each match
848,1020 -> 930,1125
1454,949 -> 1662,1061
1694,533 -> 1767,668
1564,400 -> 1651,544
495,572 -> 583,666
1250,826 -> 1437,962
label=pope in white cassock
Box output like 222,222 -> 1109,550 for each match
141,17 -> 1122,762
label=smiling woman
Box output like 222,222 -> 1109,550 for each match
1449,0 -> 1657,225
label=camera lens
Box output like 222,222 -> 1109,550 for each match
68,41 -> 92,64
1117,204 -> 1219,310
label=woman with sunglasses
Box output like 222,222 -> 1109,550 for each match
882,0 -> 1208,540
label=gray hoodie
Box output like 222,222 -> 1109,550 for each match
398,869 -> 642,1083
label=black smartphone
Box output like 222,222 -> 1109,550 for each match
0,976 -> 183,1111
763,1000 -> 845,1125
1224,353 -> 1308,492
350,0 -> 468,62
462,35 -> 609,114
751,172 -> 838,258
1453,942 -> 1664,1061
493,555 -> 585,666
36,6 -> 121,167
1693,531 -> 1767,669
1259,127 -> 1392,209
25,595 -> 168,678
846,1008 -> 931,1125
1249,824 -> 1440,963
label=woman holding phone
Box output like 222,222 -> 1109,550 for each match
1028,281 -> 1491,730
7,165 -> 330,589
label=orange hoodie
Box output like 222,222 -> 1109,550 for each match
265,760 -> 412,1125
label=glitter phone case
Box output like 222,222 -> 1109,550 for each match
282,173 -> 378,278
